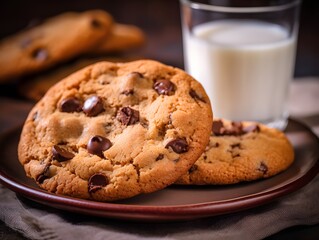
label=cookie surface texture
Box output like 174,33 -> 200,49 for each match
0,10 -> 113,82
176,119 -> 294,185
18,60 -> 213,201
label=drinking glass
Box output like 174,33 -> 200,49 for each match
180,0 -> 301,129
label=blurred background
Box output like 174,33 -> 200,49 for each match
0,0 -> 318,78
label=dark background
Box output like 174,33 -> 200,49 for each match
0,0 -> 318,77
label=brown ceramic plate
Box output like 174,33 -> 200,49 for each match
0,119 -> 318,221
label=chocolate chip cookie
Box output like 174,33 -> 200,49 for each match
176,119 -> 294,185
88,23 -> 145,54
18,60 -> 213,201
0,10 -> 113,82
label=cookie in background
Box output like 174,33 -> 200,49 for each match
88,23 -> 145,54
0,9 -> 146,84
0,10 -> 113,83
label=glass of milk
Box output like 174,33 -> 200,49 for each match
180,0 -> 301,130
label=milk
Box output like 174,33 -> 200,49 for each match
184,20 -> 296,124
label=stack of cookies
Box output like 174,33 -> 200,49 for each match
0,10 -> 145,89
18,60 -> 294,202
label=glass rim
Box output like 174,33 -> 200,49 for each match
180,0 -> 301,13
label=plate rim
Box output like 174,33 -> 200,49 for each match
1,118 -> 319,220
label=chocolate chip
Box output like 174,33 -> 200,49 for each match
121,89 -> 134,95
212,142 -> 219,148
88,173 -> 108,193
188,164 -> 198,173
36,165 -> 50,184
91,18 -> 103,28
31,48 -> 48,61
87,135 -> 112,158
165,138 -> 189,153
258,162 -> 268,174
229,122 -> 244,135
156,154 -> 164,161
230,143 -> 241,149
59,97 -> 82,113
189,89 -> 205,102
232,121 -> 242,128
153,79 -> 175,95
243,124 -> 260,133
117,107 -> 139,125
52,145 -> 74,162
213,120 -> 247,136
83,96 -> 104,117
32,111 -> 38,121
219,121 -> 243,136
212,120 -> 224,136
